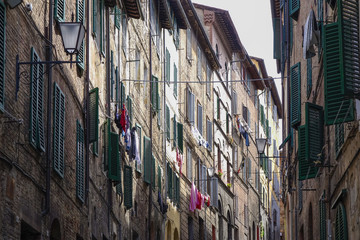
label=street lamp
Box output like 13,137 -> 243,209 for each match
255,138 -> 267,154
207,167 -> 215,178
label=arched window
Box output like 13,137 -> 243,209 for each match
335,203 -> 348,240
50,219 -> 61,240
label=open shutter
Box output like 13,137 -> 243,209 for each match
124,165 -> 133,209
120,82 -> 126,107
166,48 -> 170,84
135,124 -> 142,173
289,0 -> 300,20
305,103 -> 324,162
114,6 -> 120,29
298,125 -> 318,180
53,83 -> 66,178
273,18 -> 281,60
173,64 -> 178,97
207,120 -> 212,151
166,105 -> 170,140
176,175 -> 180,206
197,104 -> 203,135
76,0 -> 85,69
103,119 -> 111,171
143,136 -> 151,184
177,122 -> 183,153
152,155 -> 156,189
290,63 -> 301,128
76,120 -> 85,202
0,1 -> 5,112
217,97 -> 220,120
323,22 -> 354,125
108,132 -> 120,181
37,58 -> 45,152
89,88 -> 99,143
173,116 -> 177,148
127,96 -> 133,127
54,0 -> 65,22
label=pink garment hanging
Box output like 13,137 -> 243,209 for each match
189,182 -> 197,212
176,148 -> 183,176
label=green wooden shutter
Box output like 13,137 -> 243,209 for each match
273,18 -> 281,60
37,56 -> 45,152
307,58 -> 312,99
289,0 -> 300,20
76,0 -> 85,69
173,64 -> 177,97
172,170 -> 176,201
298,125 -> 318,180
261,105 -> 265,127
0,1 -> 5,112
108,132 -> 120,181
167,163 -> 172,199
157,165 -> 161,191
103,119 -> 111,171
173,116 -> 177,148
320,193 -> 326,240
114,6 -> 120,29
100,0 -> 104,54
53,83 -> 66,178
151,75 -> 158,111
166,48 -> 170,84
290,62 -> 301,128
217,97 -> 220,120
124,165 -> 133,209
127,96 -> 133,127
323,22 -> 354,125
76,120 -> 85,202
335,123 -> 344,155
177,122 -> 183,153
89,88 -> 99,143
115,67 -> 119,103
339,0 -> 360,97
226,112 -> 229,133
166,104 -> 170,140
143,136 -> 151,184
54,0 -> 65,22
176,175 -> 180,206
93,140 -> 98,156
92,0 -> 97,34
120,82 -> 126,107
152,155 -> 156,190
335,203 -> 348,240
305,103 -> 324,162
198,104 -> 203,135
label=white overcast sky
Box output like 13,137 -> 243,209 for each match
193,0 -> 282,98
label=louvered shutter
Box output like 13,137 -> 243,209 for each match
335,203 -> 348,240
167,162 -> 172,199
76,120 -> 85,202
298,125 -> 318,180
207,120 -> 212,151
173,116 -> 177,148
197,104 -> 203,135
335,123 -> 344,155
166,105 -> 170,140
115,67 -> 119,102
172,169 -> 176,200
273,18 -> 281,60
151,75 -> 158,111
261,105 -> 265,126
197,46 -> 202,80
166,48 -> 170,84
135,124 -> 142,173
176,175 -> 180,206
124,165 -> 133,209
217,97 -> 220,120
177,122 -> 183,153
103,119 -> 111,171
187,89 -> 195,123
92,0 -> 97,34
108,132 -> 120,181
323,22 -> 354,125
226,112 -> 229,133
0,2 -> 5,112
289,0 -> 300,20
54,0 -> 65,22
305,103 -> 324,162
174,64 -> 178,97
89,88 -> 99,143
143,136 -> 151,184
127,96 -> 133,127
186,28 -> 192,59
93,140 -> 98,156
152,155 -> 156,190
53,83 -> 66,178
202,164 -> 207,194
157,165 -> 161,191
290,63 -> 301,128
76,0 -> 85,69
120,82 -> 126,107
320,193 -> 327,240
114,6 -> 120,29
37,63 -> 46,152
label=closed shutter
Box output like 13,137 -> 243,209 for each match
307,58 -> 312,99
115,67 -> 119,102
172,169 -> 176,200
124,165 -> 133,209
289,0 -> 300,20
320,193 -> 327,240
305,103 -> 324,162
298,125 -> 318,180
92,0 -> 97,34
151,75 -> 159,112
177,122 -> 183,153
290,62 -> 301,128
0,2 -> 5,111
54,0 -> 65,22
226,112 -> 229,133
166,105 -> 170,140
207,120 -> 212,151
174,64 -> 178,97
89,88 -> 99,143
127,96 -> 133,127
53,83 -> 66,178
76,120 -> 85,202
173,116 -> 177,148
186,28 -> 192,59
76,0 -> 85,69
29,48 -> 45,152
108,132 -> 120,181
217,97 -> 220,120
273,18 -> 281,60
197,104 -> 203,135
202,164 -> 207,194
260,105 -> 265,126
235,196 -> 239,218
335,203 -> 348,240
166,48 -> 170,84
187,89 -> 195,123
206,65 -> 211,96
187,148 -> 192,180
143,136 -> 151,184
323,22 -> 354,125
103,119 -> 111,171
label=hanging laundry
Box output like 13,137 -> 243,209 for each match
157,191 -> 168,214
120,104 -> 127,133
303,9 -> 319,59
189,182 -> 197,212
176,148 -> 183,176
134,131 -> 141,165
125,128 -> 131,152
128,127 -> 137,160
196,190 -> 203,210
191,126 -> 209,149
115,104 -> 122,129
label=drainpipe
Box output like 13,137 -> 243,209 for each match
42,0 -> 54,216
147,0 -> 153,238
106,6 -> 112,238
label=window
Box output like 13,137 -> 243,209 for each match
150,0 -> 160,54
335,203 -> 348,240
124,165 -> 133,209
187,147 -> 192,180
76,0 -> 85,69
206,119 -> 212,151
197,45 -> 202,80
53,83 -> 66,178
187,88 -> 195,124
54,0 -> 65,22
186,28 -> 192,60
197,103 -> 203,135
29,48 -> 45,152
165,48 -> 171,84
243,105 -> 248,123
76,120 -> 85,202
0,1 -> 5,112
290,62 -> 301,128
122,13 -> 128,56
289,0 -> 300,20
93,0 -> 105,54
188,217 -> 194,240
108,132 -> 120,181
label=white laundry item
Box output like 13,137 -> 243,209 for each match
303,10 -> 320,59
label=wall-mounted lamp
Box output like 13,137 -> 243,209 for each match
255,138 -> 267,154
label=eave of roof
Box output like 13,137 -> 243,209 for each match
122,0 -> 143,19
